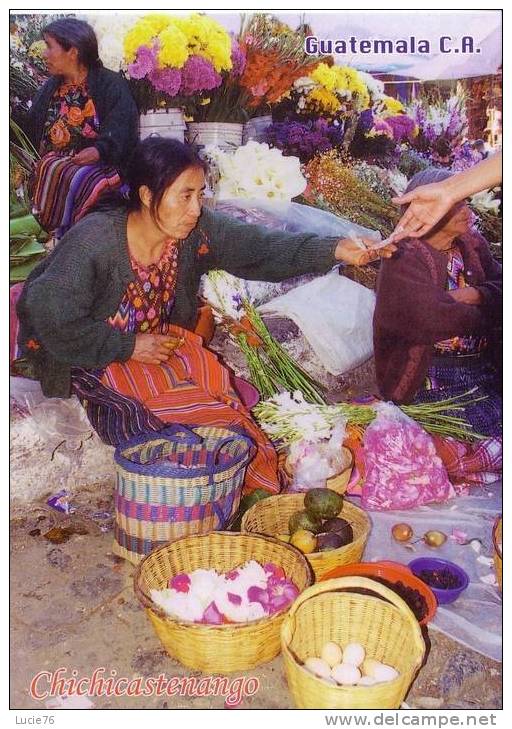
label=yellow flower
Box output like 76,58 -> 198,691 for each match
123,14 -> 174,62
307,87 -> 341,115
175,14 -> 232,72
381,95 -> 404,117
158,24 -> 189,69
310,63 -> 337,92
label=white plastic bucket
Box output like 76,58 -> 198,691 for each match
139,109 -> 186,143
243,115 -> 272,144
186,122 -> 244,152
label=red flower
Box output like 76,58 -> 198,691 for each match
26,338 -> 40,351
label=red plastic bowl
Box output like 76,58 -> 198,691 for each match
320,560 -> 437,625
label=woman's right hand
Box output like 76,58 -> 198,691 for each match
132,333 -> 184,364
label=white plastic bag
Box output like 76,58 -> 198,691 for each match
258,269 -> 375,375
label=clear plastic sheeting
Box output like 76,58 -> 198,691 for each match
259,270 -> 375,375
10,376 -> 93,452
354,481 -> 502,661
215,198 -> 379,240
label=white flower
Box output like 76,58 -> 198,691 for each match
358,71 -> 385,100
83,14 -> 133,71
213,142 -> 306,202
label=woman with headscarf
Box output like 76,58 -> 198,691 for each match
374,168 -> 502,491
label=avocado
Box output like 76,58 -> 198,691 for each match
228,488 -> 271,531
289,509 -> 323,536
304,488 -> 344,520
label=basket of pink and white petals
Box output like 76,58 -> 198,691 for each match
134,531 -> 314,672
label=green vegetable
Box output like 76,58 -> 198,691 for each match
304,488 -> 344,520
10,214 -> 43,239
228,488 -> 271,531
288,510 -> 323,536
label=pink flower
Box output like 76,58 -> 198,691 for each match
267,577 -> 299,613
169,573 -> 191,593
201,601 -> 224,624
227,592 -> 242,606
128,44 -> 158,80
225,569 -> 240,581
247,585 -> 270,612
263,562 -> 286,580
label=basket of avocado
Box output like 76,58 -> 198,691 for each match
241,489 -> 371,580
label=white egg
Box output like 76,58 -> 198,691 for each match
361,658 -> 381,678
342,642 -> 366,667
322,676 -> 338,686
304,657 -> 332,679
321,641 -> 343,667
331,663 -> 361,686
357,675 -> 378,686
373,663 -> 400,683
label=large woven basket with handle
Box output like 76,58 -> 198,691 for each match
114,424 -> 255,564
281,576 -> 425,709
134,531 -> 314,672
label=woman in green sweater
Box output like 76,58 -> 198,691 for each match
17,137 -> 395,497
26,18 -> 138,242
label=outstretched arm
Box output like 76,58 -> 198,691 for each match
391,153 -> 502,241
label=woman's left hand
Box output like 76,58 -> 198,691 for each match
335,237 -> 397,266
72,147 -> 101,166
448,287 -> 483,305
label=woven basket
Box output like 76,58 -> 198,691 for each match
114,424 -> 254,564
134,531 -> 314,672
493,516 -> 502,591
241,494 -> 371,580
281,576 -> 425,709
284,447 -> 353,495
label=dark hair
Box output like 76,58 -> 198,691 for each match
125,138 -> 207,221
43,18 -> 102,69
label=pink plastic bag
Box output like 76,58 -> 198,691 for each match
361,403 -> 454,510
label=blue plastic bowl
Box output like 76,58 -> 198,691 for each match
408,557 -> 469,605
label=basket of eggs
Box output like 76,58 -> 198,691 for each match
281,576 -> 426,709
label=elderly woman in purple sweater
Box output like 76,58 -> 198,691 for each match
374,168 -> 502,492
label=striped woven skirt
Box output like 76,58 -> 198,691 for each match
414,354 -> 502,491
72,325 -> 280,495
31,151 -> 121,237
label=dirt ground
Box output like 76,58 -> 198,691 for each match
10,495 -> 502,711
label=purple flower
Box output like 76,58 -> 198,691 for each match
148,66 -> 182,96
128,44 -> 158,80
230,37 -> 246,77
265,119 -> 345,162
385,114 -> 417,143
180,55 -> 222,96
358,109 -> 374,134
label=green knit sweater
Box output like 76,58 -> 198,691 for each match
17,206 -> 340,397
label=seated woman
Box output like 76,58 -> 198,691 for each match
26,18 -> 138,242
374,168 -> 502,492
17,137 -> 395,499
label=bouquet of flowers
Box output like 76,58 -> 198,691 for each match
304,150 -> 399,236
122,13 -> 234,112
84,13 -> 134,73
291,63 -> 371,120
264,118 -> 345,162
254,389 -> 486,447
237,14 -> 324,116
201,270 -> 325,403
205,141 -> 307,202
10,14 -> 57,116
407,92 -> 468,153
